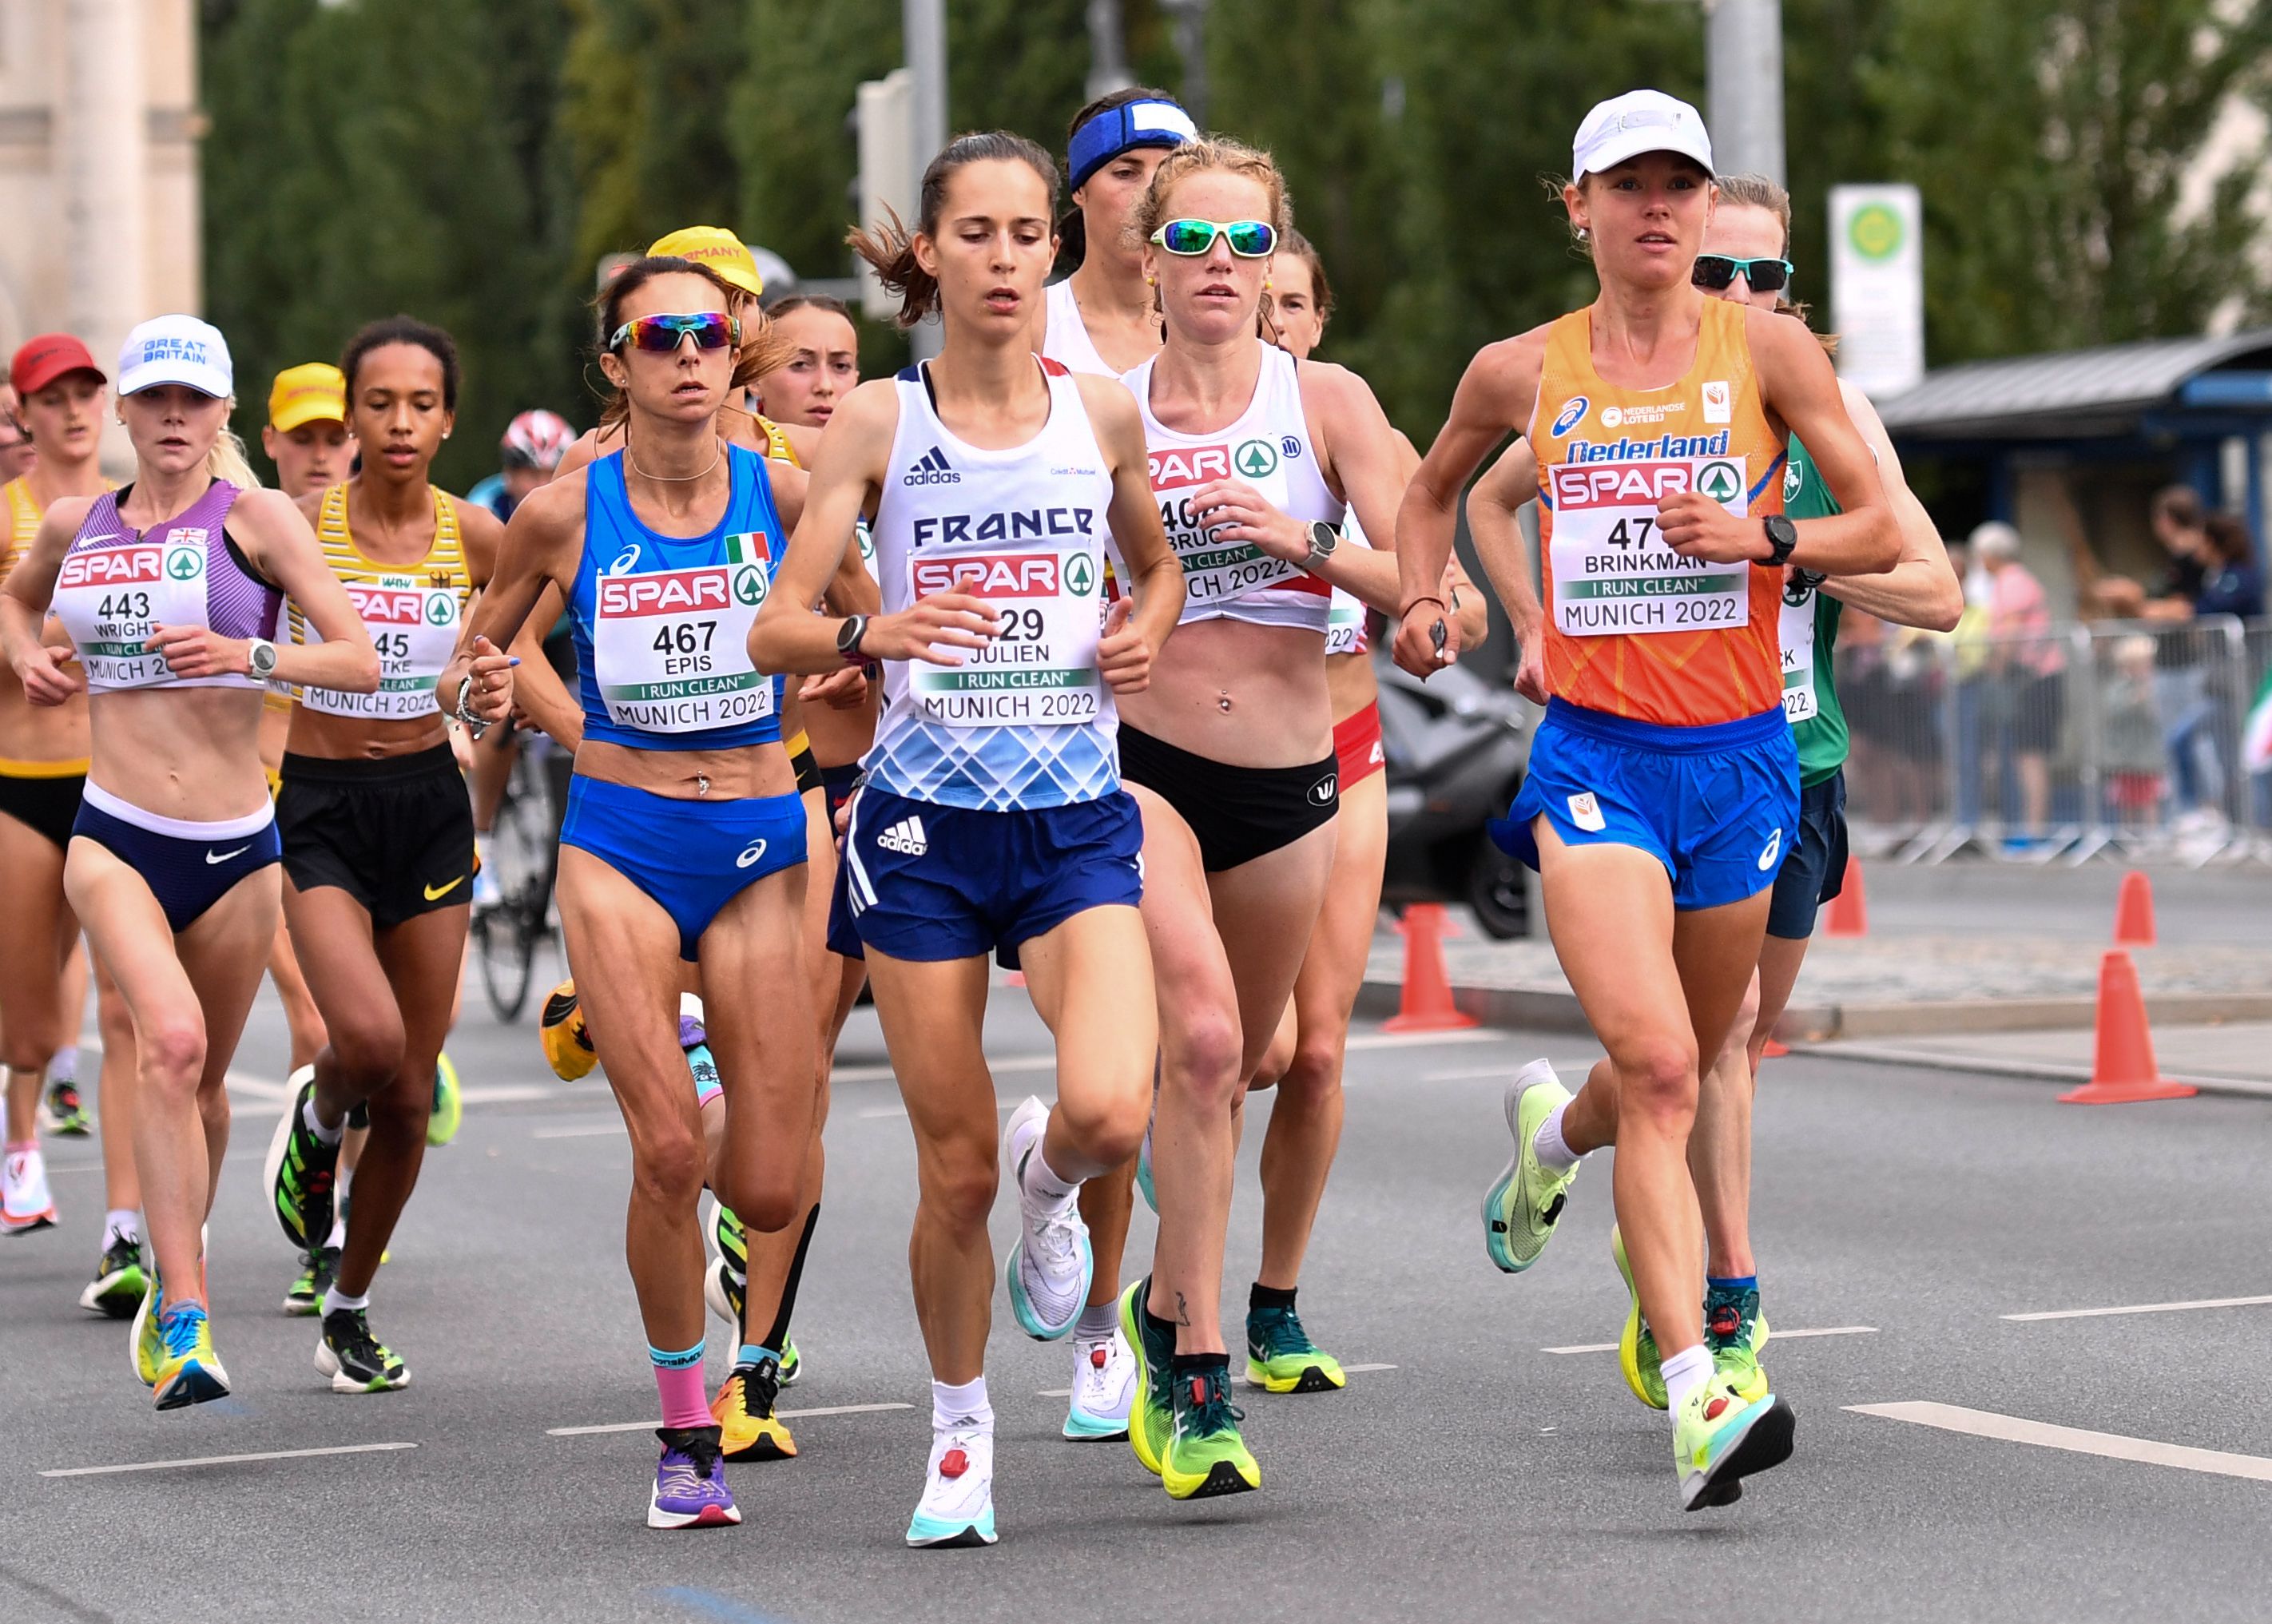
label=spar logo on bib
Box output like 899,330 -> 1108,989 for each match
1233,439 -> 1278,478
1696,460 -> 1744,506
1063,553 -> 1098,597
165,542 -> 205,582
725,533 -> 771,606
1146,444 -> 1234,490
1550,396 -> 1589,437
1551,462 -> 1698,510
597,568 -> 732,618
348,585 -> 430,625
426,594 -> 457,625
911,553 -> 1063,598
59,546 -> 161,589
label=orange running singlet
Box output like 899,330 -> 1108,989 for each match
1528,297 -> 1785,728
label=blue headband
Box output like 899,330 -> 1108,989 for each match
1067,99 -> 1198,193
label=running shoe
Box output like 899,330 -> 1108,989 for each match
1162,1364 -> 1261,1500
471,848 -> 502,911
263,1068 -> 340,1250
40,1078 -> 92,1137
711,1356 -> 796,1462
1245,1300 -> 1346,1395
710,1198 -> 748,1279
132,1273 -> 164,1387
704,1255 -> 745,1332
1135,1118 -> 1156,1213
1001,1096 -> 1090,1340
778,1339 -> 802,1386
286,1245 -> 341,1316
1482,1059 -> 1578,1273
1706,1280 -> 1771,1404
1,1143 -> 57,1234
1117,1277 -> 1174,1476
905,1427 -> 997,1548
316,1306 -> 409,1393
1674,1372 -> 1795,1511
648,1426 -> 739,1529
1611,1225 -> 1666,1411
426,1052 -> 463,1147
79,1233 -> 147,1320
1063,1324 -> 1136,1441
539,980 -> 597,1082
151,1302 -> 231,1411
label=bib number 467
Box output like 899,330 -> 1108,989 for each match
652,622 -> 717,656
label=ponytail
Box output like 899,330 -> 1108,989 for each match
209,410 -> 262,490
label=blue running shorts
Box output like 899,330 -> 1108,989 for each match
838,784 -> 1143,968
559,775 -> 806,961
1495,698 -> 1798,913
1765,770 -> 1849,940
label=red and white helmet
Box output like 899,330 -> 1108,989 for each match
501,408 -> 575,471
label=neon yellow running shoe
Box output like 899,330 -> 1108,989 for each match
1245,1299 -> 1345,1395
1611,1225 -> 1666,1410
1161,1363 -> 1261,1500
1706,1280 -> 1770,1404
151,1303 -> 231,1411
131,1274 -> 165,1388
1482,1060 -> 1578,1273
1674,1372 -> 1793,1511
1116,1277 -> 1173,1478
426,1052 -> 463,1147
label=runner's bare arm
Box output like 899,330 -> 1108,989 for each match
443,471 -> 582,721
1281,361 -> 1408,615
0,498 -> 96,704
1080,375 -> 1185,689
1817,382 -> 1961,631
1464,437 -> 1547,701
201,490 -> 379,692
508,580 -> 583,746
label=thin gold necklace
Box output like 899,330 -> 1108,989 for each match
626,432 -> 724,484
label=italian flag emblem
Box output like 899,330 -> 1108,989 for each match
726,531 -> 772,607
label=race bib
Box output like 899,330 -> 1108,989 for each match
1149,438 -> 1305,609
1325,586 -> 1368,657
908,546 -> 1102,729
592,534 -> 774,733
298,575 -> 463,718
54,536 -> 213,689
1547,455 -> 1751,637
1779,590 -> 1817,723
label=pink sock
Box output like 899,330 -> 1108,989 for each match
5,1139 -> 34,1155
651,1344 -> 711,1429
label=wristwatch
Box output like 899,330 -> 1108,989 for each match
836,614 -> 871,663
1762,514 -> 1800,567
1302,520 -> 1341,571
247,637 -> 279,679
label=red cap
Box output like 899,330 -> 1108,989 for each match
10,333 -> 105,398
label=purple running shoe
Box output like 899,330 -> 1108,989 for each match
648,1426 -> 739,1528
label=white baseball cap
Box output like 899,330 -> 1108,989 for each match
116,314 -> 234,399
1571,89 -> 1714,183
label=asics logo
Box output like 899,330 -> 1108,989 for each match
609,544 -> 642,576
1550,395 -> 1589,437
205,845 -> 249,864
735,839 -> 769,869
903,447 -> 960,486
1758,827 -> 1783,871
876,815 -> 927,856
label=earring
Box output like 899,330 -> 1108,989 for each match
1264,280 -> 1273,291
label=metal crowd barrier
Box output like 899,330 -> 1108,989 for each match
1832,613 -> 2270,866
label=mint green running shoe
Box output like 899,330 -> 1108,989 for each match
1117,1277 -> 1173,1477
1706,1280 -> 1770,1404
1675,1374 -> 1793,1510
1482,1060 -> 1578,1273
1611,1225 -> 1666,1410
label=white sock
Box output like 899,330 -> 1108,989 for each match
324,1213 -> 347,1249
931,1375 -> 993,1432
103,1209 -> 140,1249
1662,1343 -> 1713,1415
321,1285 -> 370,1317
53,1046 -> 78,1085
303,1095 -> 344,1146
1532,1100 -> 1581,1173
1020,1134 -> 1079,1207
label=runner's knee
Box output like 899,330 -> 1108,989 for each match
140,1018 -> 206,1098
630,1122 -> 708,1212
1051,1084 -> 1147,1171
918,1135 -> 999,1233
1162,1008 -> 1244,1112
1614,1035 -> 1700,1126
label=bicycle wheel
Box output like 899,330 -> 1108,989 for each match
479,764 -> 552,1022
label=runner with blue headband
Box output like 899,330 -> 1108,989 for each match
1038,90 -> 1197,383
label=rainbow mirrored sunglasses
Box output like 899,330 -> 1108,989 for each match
607,312 -> 742,354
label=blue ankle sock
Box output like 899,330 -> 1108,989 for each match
737,1343 -> 777,1368
1706,1274 -> 1758,1293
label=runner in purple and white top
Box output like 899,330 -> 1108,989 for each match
0,314 -> 384,1413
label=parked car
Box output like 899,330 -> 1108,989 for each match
1375,653 -> 1532,938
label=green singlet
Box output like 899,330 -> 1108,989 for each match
1780,435 -> 1847,787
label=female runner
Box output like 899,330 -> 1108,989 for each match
1031,85 -> 1193,1443
1228,233 -> 1486,1394
751,131 -> 1182,1547
0,336 -> 139,1323
1391,92 -> 1897,1509
1111,140 -> 1410,1500
447,255 -> 819,1530
260,318 -> 500,1392
1,315 -> 379,1408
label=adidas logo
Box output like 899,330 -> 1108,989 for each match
876,814 -> 928,856
903,447 -> 960,486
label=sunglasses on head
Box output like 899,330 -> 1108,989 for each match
1150,219 -> 1277,259
1692,255 -> 1793,295
609,312 -> 741,355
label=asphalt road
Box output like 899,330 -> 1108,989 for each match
7,961 -> 2272,1623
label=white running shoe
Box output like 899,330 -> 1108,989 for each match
904,1427 -> 998,1547
1063,1323 -> 1137,1440
1000,1096 -> 1090,1340
1,1144 -> 57,1234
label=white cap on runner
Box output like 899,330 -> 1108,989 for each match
1571,89 -> 1714,183
117,314 -> 234,399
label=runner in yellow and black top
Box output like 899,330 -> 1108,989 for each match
260,317 -> 500,1394
0,335 -> 138,1320
1393,91 -> 1899,1511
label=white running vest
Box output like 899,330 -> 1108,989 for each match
1122,343 -> 1341,633
865,360 -> 1120,812
1040,280 -> 1116,379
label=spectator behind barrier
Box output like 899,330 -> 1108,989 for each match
2143,485 -> 2210,621
2196,512 -> 2265,621
1974,521 -> 2062,841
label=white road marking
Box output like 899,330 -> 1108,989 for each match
1849,1401 -> 2272,1483
458,1084 -> 560,1106
42,1441 -> 416,1479
549,1402 -> 912,1436
1345,1028 -> 1504,1052
1039,1362 -> 1399,1400
1542,1326 -> 1877,1355
1420,1061 -> 1598,1084
532,1121 -> 626,1140
2004,1294 -> 2272,1323
224,1071 -> 290,1103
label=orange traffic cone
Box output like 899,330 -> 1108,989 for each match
2112,869 -> 2155,947
1761,1038 -> 1790,1058
1822,855 -> 1867,937
1382,903 -> 1479,1033
2058,950 -> 2195,1104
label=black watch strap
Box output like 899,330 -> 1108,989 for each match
1765,515 -> 1799,566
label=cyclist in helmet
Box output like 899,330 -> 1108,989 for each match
467,409 -> 574,523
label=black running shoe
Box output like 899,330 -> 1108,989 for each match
42,1078 -> 92,1137
264,1074 -> 340,1249
316,1306 -> 408,1393
79,1233 -> 147,1319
